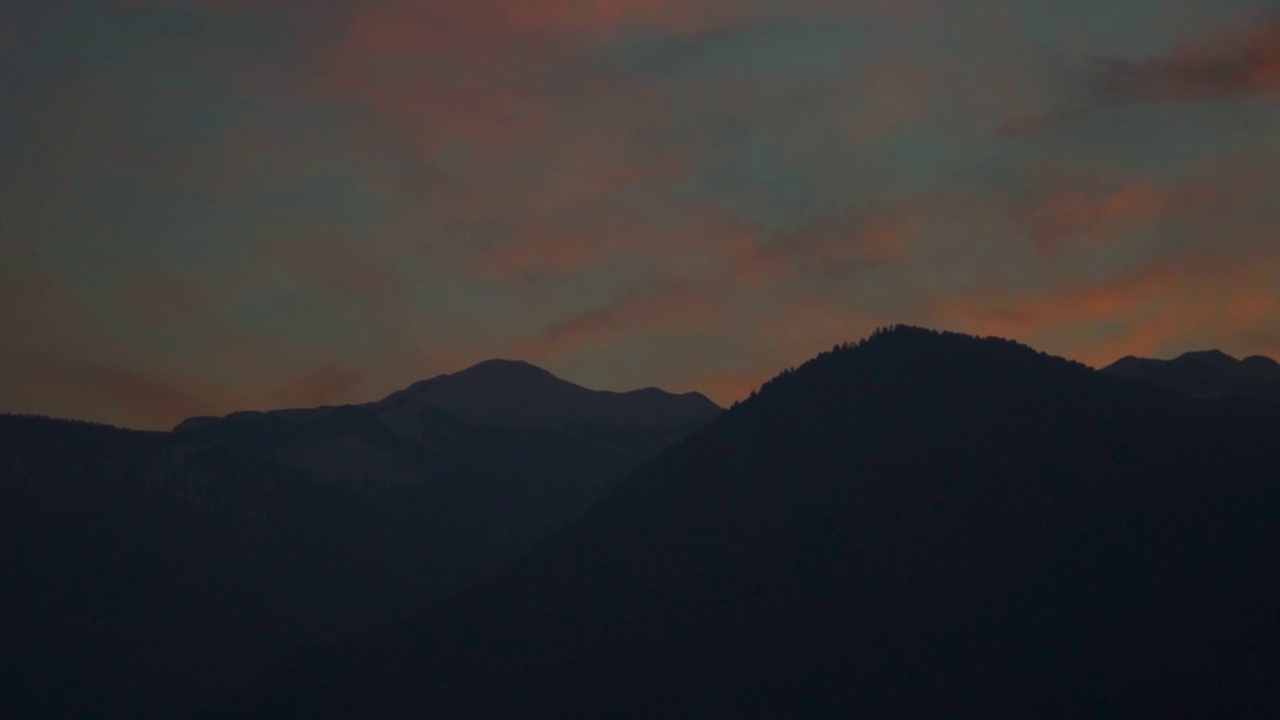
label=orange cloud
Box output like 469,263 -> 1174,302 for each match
932,263 -> 1176,337
308,1 -> 747,155
1027,182 -> 1168,254
929,255 -> 1280,368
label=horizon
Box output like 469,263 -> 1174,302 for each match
6,327 -> 1273,432
5,1 -> 1280,430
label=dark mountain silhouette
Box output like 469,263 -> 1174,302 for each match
177,358 -> 719,437
1102,349 -> 1280,403
0,363 -> 719,719
366,358 -> 721,431
231,327 -> 1280,719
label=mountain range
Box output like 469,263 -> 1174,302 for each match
177,358 -> 718,443
6,332 -> 1280,718
229,328 -> 1280,718
1102,349 -> 1280,404
0,361 -> 719,718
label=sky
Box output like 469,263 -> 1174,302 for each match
3,0 -> 1280,429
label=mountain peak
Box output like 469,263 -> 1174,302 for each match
1101,347 -> 1280,403
722,326 -> 1093,426
453,358 -> 555,378
1175,348 -> 1238,364
1242,355 -> 1280,371
368,359 -> 721,434
837,324 -> 1055,360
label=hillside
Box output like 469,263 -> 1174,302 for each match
233,327 -> 1280,719
0,362 -> 718,718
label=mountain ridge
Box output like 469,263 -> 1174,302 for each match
231,325 -> 1280,718
175,358 -> 720,436
1102,347 -> 1280,403
2,361 -> 720,718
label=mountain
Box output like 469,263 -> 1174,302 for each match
232,327 -> 1280,719
0,362 -> 719,719
1102,349 -> 1280,403
366,358 -> 721,432
174,358 -> 720,433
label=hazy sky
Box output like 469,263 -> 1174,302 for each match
4,0 -> 1280,429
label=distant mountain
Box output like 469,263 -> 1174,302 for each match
178,359 -> 719,431
1,362 -> 719,719
233,327 -> 1280,719
1102,349 -> 1280,403
367,358 -> 721,432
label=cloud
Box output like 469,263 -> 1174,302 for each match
782,201 -> 921,272
931,262 -> 1177,339
996,10 -> 1280,137
1090,14 -> 1280,104
525,281 -> 724,358
1026,181 -> 1168,254
928,253 -> 1280,368
481,224 -> 667,279
245,0 -> 785,151
478,205 -> 785,292
14,0 -> 1280,417
904,146 -> 1280,367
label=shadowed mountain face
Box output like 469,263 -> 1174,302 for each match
233,327 -> 1280,719
0,363 -> 719,719
1102,349 -> 1280,403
